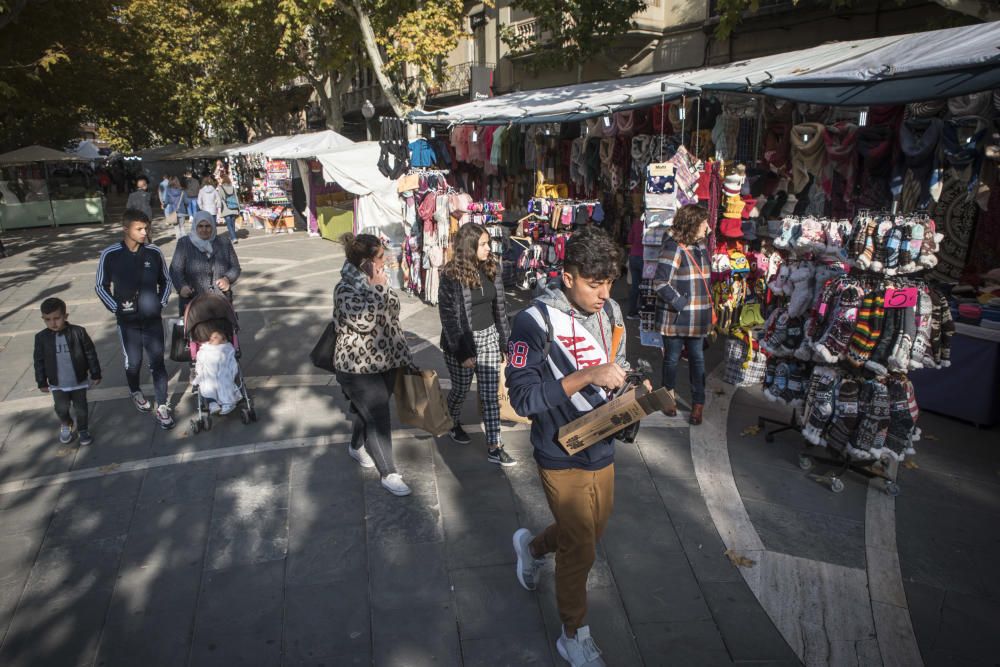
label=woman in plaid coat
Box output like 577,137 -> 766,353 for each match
654,205 -> 713,425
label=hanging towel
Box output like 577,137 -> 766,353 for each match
790,122 -> 827,194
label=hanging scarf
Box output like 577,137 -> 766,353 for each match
897,117 -> 943,204
947,92 -> 993,119
855,125 -> 895,210
868,105 -> 904,128
189,212 -> 217,256
823,121 -> 859,202
790,122 -> 827,194
614,110 -> 635,135
905,100 -> 945,119
940,115 -> 989,193
764,98 -> 794,125
763,122 -> 790,169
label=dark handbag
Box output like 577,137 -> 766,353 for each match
169,321 -> 191,362
310,321 -> 337,372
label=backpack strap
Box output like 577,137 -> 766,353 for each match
531,300 -> 554,359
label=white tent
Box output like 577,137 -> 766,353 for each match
315,142 -> 404,237
260,130 -> 354,159
226,135 -> 292,157
410,22 -> 1000,124
69,141 -> 102,160
0,145 -> 83,164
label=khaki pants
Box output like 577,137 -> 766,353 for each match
531,464 -> 615,634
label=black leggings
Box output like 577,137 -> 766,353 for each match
53,388 -> 88,431
336,369 -> 398,477
118,319 -> 168,405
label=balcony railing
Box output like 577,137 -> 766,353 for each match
342,61 -> 495,112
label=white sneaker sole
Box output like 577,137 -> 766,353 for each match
380,480 -> 412,496
513,528 -> 535,591
349,447 -> 376,468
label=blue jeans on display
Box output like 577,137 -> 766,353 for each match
628,255 -> 644,316
224,214 -> 238,241
661,336 -> 706,405
186,199 -> 199,219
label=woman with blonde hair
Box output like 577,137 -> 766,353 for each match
653,204 -> 713,425
437,223 -> 514,465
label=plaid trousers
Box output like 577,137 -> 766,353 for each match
444,325 -> 502,446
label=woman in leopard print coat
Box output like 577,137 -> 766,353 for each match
334,234 -> 413,496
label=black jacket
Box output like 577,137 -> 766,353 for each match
438,271 -> 511,362
96,241 -> 172,322
34,324 -> 101,389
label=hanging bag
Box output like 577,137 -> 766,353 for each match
394,367 -> 453,436
309,321 -> 338,373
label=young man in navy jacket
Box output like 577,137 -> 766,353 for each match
506,226 -> 629,667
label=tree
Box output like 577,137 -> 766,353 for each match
500,0 -> 648,77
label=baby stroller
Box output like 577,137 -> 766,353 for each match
182,291 -> 257,432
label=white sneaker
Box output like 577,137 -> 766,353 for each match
556,626 -> 606,667
380,473 -> 411,496
155,404 -> 175,430
513,528 -> 543,591
348,444 -> 376,468
58,425 -> 74,444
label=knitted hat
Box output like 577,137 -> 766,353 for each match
719,217 -> 743,239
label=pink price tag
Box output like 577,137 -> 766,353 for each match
884,287 -> 918,309
817,303 -> 828,316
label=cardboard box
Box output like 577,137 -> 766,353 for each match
558,386 -> 676,453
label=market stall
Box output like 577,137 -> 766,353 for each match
0,145 -> 104,230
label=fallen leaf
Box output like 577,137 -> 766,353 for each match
902,460 -> 919,470
741,425 -> 761,437
55,447 -> 73,457
99,463 -> 120,473
923,433 -> 939,441
724,549 -> 756,568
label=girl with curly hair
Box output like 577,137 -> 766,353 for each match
437,223 -> 514,465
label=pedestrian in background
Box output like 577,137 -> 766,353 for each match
126,176 -> 153,220
437,222 -> 514,466
216,174 -> 241,244
34,297 -> 102,446
334,233 -> 414,497
164,177 -> 187,239
653,204 -> 713,425
197,176 -> 218,222
183,170 -> 201,219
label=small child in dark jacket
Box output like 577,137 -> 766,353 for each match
33,298 -> 101,446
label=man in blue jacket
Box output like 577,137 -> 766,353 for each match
507,225 -> 628,667
96,208 -> 175,429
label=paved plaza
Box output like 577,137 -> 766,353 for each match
0,213 -> 997,666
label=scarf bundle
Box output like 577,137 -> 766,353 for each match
947,92 -> 993,119
824,121 -> 860,203
941,116 -> 989,193
614,110 -> 635,135
791,122 -> 828,194
897,117 -> 943,203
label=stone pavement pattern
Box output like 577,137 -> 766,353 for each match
0,215 -> 996,666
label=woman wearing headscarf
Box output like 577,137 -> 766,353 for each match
169,211 -> 242,318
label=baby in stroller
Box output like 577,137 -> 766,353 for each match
192,321 -> 240,414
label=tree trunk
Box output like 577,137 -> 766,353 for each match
345,0 -> 408,118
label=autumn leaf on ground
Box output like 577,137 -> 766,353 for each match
724,549 -> 756,568
99,463 -> 120,473
741,425 -> 761,437
55,447 -> 73,457
923,433 -> 939,441
902,460 -> 919,470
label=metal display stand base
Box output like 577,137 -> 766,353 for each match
797,446 -> 901,496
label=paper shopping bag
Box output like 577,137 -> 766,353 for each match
394,368 -> 453,436
498,365 -> 531,424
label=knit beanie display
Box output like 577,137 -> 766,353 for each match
887,302 -> 916,373
813,283 -> 864,364
847,290 -> 886,366
909,287 -> 934,369
885,377 -> 915,460
866,306 -> 902,376
853,380 -> 891,459
825,377 -> 860,456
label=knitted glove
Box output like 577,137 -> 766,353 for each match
869,220 -> 895,273
897,223 -> 914,272
774,217 -> 798,249
908,287 -> 933,369
802,366 -> 839,445
854,218 -> 879,270
904,222 -> 924,273
882,226 -> 904,275
763,354 -> 778,391
887,302 -> 916,373
885,377 -> 914,461
796,217 -> 827,254
783,362 -> 807,406
846,291 -> 885,366
917,219 -> 942,269
787,263 -> 816,318
761,309 -> 790,356
769,262 -> 791,296
848,217 -> 874,260
937,290 -> 955,368
826,378 -> 860,456
781,317 -> 805,356
813,283 -> 863,363
765,361 -> 789,402
853,380 -> 890,460
866,306 -> 901,376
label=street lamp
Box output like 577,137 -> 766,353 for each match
361,100 -> 375,141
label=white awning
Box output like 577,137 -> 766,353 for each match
258,131 -> 354,159
410,22 -> 1000,124
315,142 -> 405,236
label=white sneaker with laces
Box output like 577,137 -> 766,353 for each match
556,626 -> 606,667
155,404 -> 175,430
513,528 -> 543,591
58,425 -> 74,444
349,444 -> 376,468
380,473 -> 411,496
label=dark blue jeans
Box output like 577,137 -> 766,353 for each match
661,336 -> 706,405
223,214 -> 238,242
627,255 -> 644,316
118,319 -> 169,405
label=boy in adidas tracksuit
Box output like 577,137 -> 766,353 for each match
506,226 -> 631,667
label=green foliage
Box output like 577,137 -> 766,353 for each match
501,0 -> 648,71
